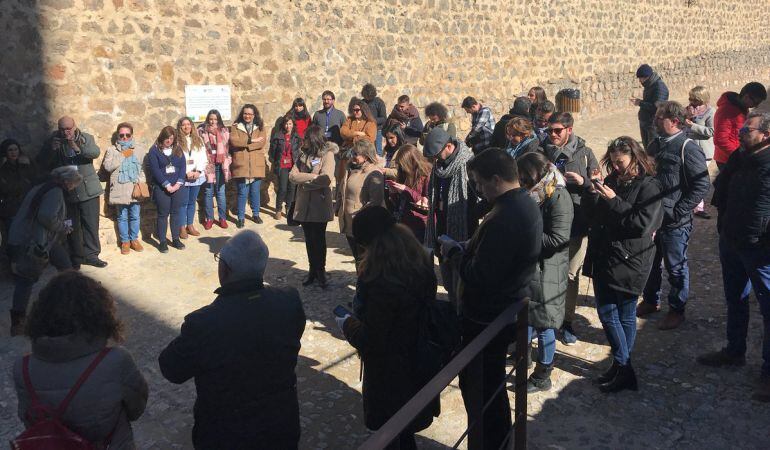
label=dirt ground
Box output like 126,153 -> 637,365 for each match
2,100 -> 769,449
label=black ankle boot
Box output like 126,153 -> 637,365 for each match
599,362 -> 638,393
527,363 -> 553,393
597,360 -> 621,384
302,270 -> 317,286
317,270 -> 328,289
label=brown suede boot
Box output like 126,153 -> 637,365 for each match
121,242 -> 131,255
179,226 -> 188,239
636,302 -> 660,318
130,240 -> 144,252
187,224 -> 200,236
659,310 -> 685,330
10,311 -> 25,337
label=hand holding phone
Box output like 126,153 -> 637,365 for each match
333,304 -> 352,318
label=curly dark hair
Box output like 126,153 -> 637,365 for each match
25,271 -> 124,342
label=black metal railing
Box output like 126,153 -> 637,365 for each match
360,299 -> 530,450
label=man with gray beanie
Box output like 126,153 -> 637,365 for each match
631,64 -> 669,149
159,230 -> 306,449
423,127 -> 482,306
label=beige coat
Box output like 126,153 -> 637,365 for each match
102,144 -> 147,205
336,161 -> 385,236
229,123 -> 268,179
289,145 -> 336,223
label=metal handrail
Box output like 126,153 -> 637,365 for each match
359,299 -> 530,450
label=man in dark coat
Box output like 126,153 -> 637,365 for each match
541,112 -> 599,345
698,112 -> 770,402
36,116 -> 106,268
385,94 -> 424,145
159,230 -> 306,449
639,101 -> 710,330
361,83 -> 388,156
632,64 -> 669,149
443,148 -> 542,450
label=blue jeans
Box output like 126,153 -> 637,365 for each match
595,279 -> 638,365
375,128 -> 383,156
719,237 -> 770,376
236,178 -> 262,220
643,224 -> 692,311
153,185 -> 186,243
204,165 -> 227,221
116,203 -> 141,243
527,327 -> 555,365
179,184 -> 202,226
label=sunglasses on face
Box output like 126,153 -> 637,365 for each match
119,133 -> 132,138
739,126 -> 762,134
547,127 -> 566,135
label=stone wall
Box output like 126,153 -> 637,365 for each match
2,0 -> 770,152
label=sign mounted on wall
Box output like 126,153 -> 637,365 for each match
185,85 -> 232,122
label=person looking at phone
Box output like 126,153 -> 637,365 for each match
159,230 -> 306,449
541,112 -> 599,345
631,64 -> 669,149
385,144 -> 432,240
336,205 -> 439,450
441,148 -> 541,450
638,101 -> 710,330
581,137 -> 663,393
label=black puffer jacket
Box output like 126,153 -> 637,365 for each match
638,72 -> 669,124
269,130 -> 302,172
713,145 -> 770,249
343,273 -> 439,431
646,132 -> 710,230
583,174 -> 664,296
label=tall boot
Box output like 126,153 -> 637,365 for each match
317,269 -> 328,289
599,362 -> 638,393
10,310 -> 25,337
302,268 -> 317,286
527,362 -> 553,393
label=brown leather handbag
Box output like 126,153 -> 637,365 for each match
132,182 -> 150,201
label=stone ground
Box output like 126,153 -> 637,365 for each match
2,100 -> 770,449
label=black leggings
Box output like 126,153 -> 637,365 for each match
301,221 -> 327,273
275,167 -> 296,212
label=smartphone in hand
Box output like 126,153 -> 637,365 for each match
333,304 -> 352,318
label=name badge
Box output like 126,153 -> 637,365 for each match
165,165 -> 176,174
311,158 -> 320,166
324,131 -> 331,138
210,148 -> 216,154
187,159 -> 195,165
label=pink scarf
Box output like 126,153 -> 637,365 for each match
200,125 -> 229,164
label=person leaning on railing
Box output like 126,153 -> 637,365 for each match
441,148 -> 542,450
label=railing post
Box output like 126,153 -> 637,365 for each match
513,301 -> 529,449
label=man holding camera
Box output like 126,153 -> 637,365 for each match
37,116 -> 106,268
541,112 -> 598,345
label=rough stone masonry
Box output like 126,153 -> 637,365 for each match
1,0 -> 769,152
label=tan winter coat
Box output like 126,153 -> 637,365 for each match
289,144 -> 336,223
229,123 -> 267,179
336,161 -> 385,236
102,144 -> 147,205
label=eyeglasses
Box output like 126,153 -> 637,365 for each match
547,127 -> 566,135
352,108 -> 361,112
739,126 -> 762,134
242,112 -> 255,116
119,133 -> 132,138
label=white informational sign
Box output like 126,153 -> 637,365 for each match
185,85 -> 232,122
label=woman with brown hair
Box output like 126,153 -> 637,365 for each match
337,206 -> 439,450
338,100 -> 377,185
505,117 -> 541,159
582,136 -> 663,393
147,125 -> 187,253
230,104 -> 268,227
102,122 -> 147,254
386,144 -> 432,240
528,86 -> 548,118
13,271 -> 148,449
197,109 -> 231,230
336,140 -> 384,262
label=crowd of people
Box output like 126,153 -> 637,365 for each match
4,67 -> 770,449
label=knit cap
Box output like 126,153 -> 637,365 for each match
636,64 -> 653,78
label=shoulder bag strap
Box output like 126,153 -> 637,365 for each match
680,138 -> 692,189
55,347 -> 112,417
22,355 -> 44,412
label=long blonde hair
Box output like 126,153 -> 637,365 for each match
176,117 -> 205,152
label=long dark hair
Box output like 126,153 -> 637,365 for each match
383,125 -> 406,151
603,136 -> 656,178
26,271 -> 124,342
359,223 -> 435,286
303,125 -> 326,157
235,103 -> 264,130
516,151 -> 551,190
205,109 -> 225,129
289,98 -> 309,120
350,99 -> 374,123
394,144 -> 432,189
528,86 -> 548,106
